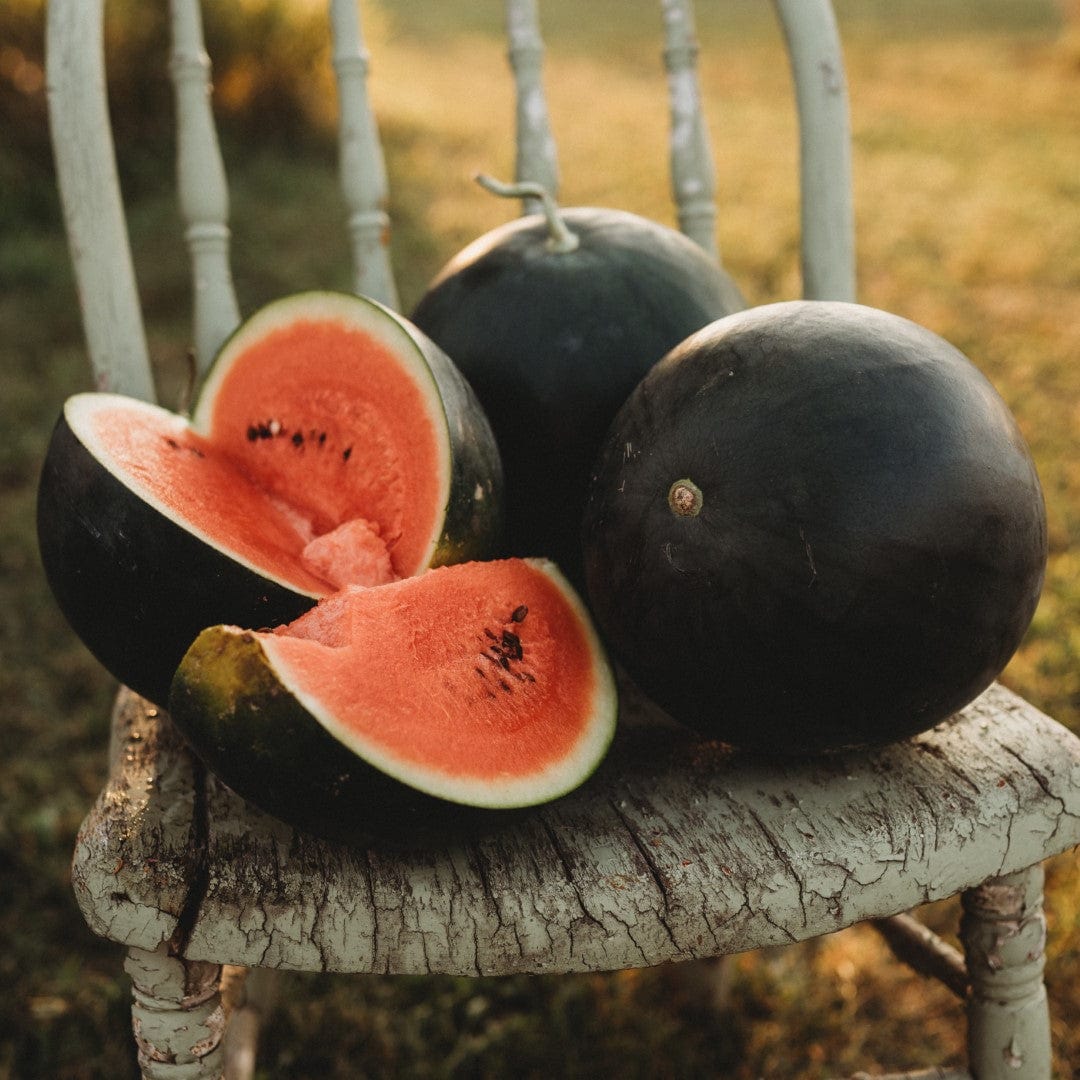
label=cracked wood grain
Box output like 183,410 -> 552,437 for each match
74,681 -> 1080,978
71,691 -> 203,950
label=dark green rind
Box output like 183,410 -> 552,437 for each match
583,301 -> 1048,753
36,413 -> 316,708
411,208 -> 744,585
168,627 -> 525,849
396,312 -> 504,567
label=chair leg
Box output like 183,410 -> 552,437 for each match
221,967 -> 278,1080
125,944 -> 227,1079
960,864 -> 1051,1080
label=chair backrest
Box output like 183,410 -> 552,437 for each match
45,0 -> 854,406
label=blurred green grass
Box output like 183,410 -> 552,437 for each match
2,1 -> 1079,1077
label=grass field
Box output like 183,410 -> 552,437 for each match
2,1 -> 1079,1076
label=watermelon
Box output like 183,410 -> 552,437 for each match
37,291 -> 502,706
583,300 -> 1048,752
169,557 -> 617,846
411,174 -> 745,584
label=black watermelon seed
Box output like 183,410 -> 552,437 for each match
501,630 -> 523,659
511,605 -> 528,623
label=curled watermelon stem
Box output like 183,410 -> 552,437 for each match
474,173 -> 580,254
668,478 -> 703,518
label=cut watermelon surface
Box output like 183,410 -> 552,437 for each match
169,558 -> 618,841
69,393 -> 339,594
194,295 -> 459,581
37,292 -> 503,706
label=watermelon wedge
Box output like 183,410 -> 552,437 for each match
169,558 -> 617,846
37,292 -> 502,705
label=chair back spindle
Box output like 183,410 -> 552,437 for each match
330,0 -> 399,311
505,0 -> 560,216
46,0 -> 857,401
46,0 -> 155,401
169,0 -> 242,373
661,0 -> 720,260
772,0 -> 855,301
498,0 -> 854,296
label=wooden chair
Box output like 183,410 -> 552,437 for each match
46,1 -> 1080,1077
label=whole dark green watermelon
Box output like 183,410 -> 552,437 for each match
582,300 -> 1047,752
411,192 -> 744,584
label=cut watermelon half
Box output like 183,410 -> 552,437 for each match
169,558 -> 618,845
37,292 -> 502,705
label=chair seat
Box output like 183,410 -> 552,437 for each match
73,679 -> 1080,978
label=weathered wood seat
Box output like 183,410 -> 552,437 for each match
46,1 -> 1080,1077
73,683 -> 1080,1078
81,682 -> 1080,977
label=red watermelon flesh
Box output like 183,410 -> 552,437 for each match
267,559 -> 608,794
38,291 -> 503,707
66,316 -> 454,593
193,313 -> 449,582
72,395 -> 342,594
170,558 -> 618,820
